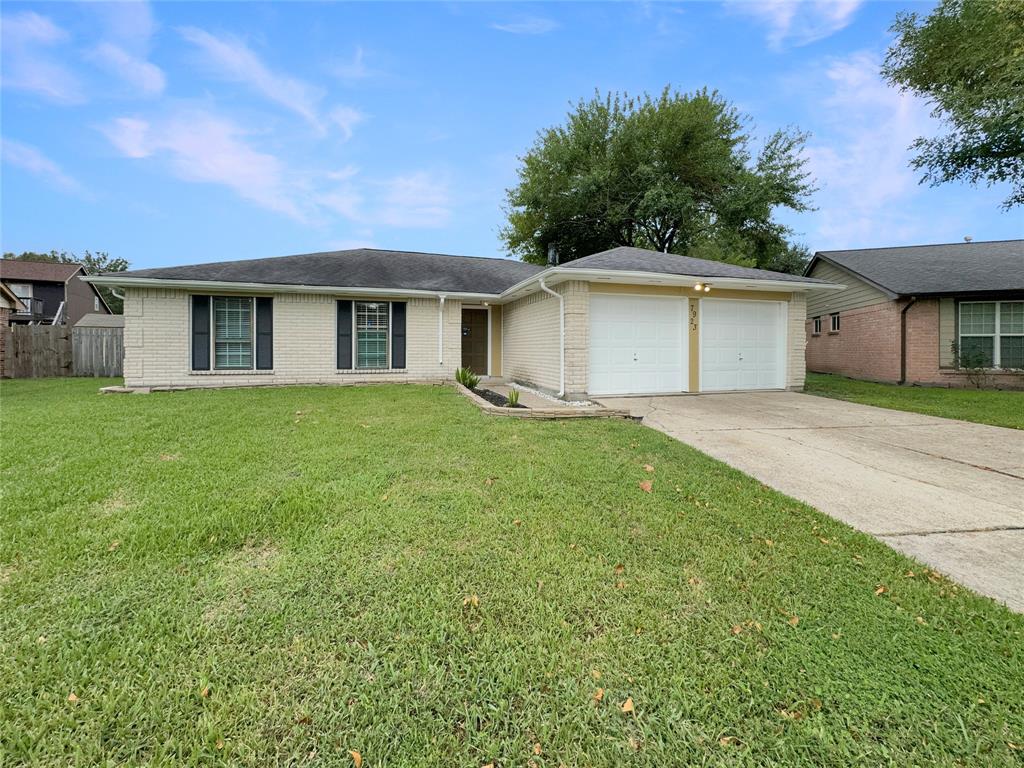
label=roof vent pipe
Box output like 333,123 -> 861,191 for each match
547,244 -> 559,266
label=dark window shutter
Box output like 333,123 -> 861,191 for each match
191,295 -> 210,371
255,297 -> 273,370
391,301 -> 406,369
337,300 -> 353,369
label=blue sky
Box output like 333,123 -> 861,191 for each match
1,1 -> 1020,271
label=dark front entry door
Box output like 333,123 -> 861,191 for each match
461,308 -> 488,375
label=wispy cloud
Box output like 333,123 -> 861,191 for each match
179,26 -> 327,133
795,51 -> 936,246
491,17 -> 560,35
731,0 -> 862,49
330,106 -> 366,142
103,111 -> 305,220
0,11 -> 84,103
1,138 -> 84,194
102,109 -> 451,227
332,46 -> 372,81
88,42 -> 165,96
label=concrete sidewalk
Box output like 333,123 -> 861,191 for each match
597,391 -> 1024,612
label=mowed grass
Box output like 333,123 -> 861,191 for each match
805,372 -> 1024,430
1,379 -> 1022,767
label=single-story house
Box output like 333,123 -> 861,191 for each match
83,246 -> 840,398
805,239 -> 1024,389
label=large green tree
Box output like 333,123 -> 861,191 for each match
882,0 -> 1024,208
3,250 -> 128,313
502,88 -> 816,272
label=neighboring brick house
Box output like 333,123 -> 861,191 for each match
0,259 -> 112,326
83,247 -> 839,397
805,240 -> 1024,389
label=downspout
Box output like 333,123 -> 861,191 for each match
899,296 -> 917,385
438,295 -> 446,367
539,278 -> 565,397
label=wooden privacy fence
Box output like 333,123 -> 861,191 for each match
2,325 -> 123,378
72,326 -> 123,377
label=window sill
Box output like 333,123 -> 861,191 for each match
811,332 -> 821,337
337,368 -> 407,374
190,369 -> 274,375
827,331 -> 839,336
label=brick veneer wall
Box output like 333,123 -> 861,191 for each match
806,300 -> 903,383
122,287 -> 463,388
0,307 -> 8,377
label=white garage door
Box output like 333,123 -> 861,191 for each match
700,299 -> 786,391
589,294 -> 686,395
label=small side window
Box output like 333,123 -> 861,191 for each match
812,316 -> 822,335
830,313 -> 841,333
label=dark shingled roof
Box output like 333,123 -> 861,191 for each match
113,248 -> 544,294
561,246 -> 830,284
810,240 -> 1024,296
1,259 -> 83,282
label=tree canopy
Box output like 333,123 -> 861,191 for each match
501,88 -> 816,273
882,0 -> 1024,209
3,250 -> 128,313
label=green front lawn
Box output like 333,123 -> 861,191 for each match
805,372 -> 1024,430
2,379 -> 1021,766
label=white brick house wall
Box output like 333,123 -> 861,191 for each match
122,287 -> 462,388
786,292 -> 807,390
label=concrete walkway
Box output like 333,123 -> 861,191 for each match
597,391 -> 1024,612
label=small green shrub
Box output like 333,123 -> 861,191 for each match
507,388 -> 520,407
455,367 -> 480,389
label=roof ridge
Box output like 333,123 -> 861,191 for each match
352,247 -> 531,265
819,238 -> 1024,254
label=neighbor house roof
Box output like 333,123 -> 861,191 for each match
562,246 -> 829,285
807,239 -> 1024,297
74,313 -> 125,328
108,248 -> 544,295
0,259 -> 83,283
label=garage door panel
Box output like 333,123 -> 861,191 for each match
589,295 -> 687,395
700,299 -> 785,392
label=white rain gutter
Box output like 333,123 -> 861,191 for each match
437,295 -> 446,367
538,278 -> 565,397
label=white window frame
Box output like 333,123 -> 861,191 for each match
212,295 -> 255,371
959,300 -> 1024,370
830,313 -> 840,333
354,300 -> 391,370
812,316 -> 822,335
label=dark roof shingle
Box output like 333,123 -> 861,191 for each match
113,248 -> 544,294
811,240 -> 1024,296
0,259 -> 82,283
562,246 -> 829,284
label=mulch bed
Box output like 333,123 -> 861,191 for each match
472,388 -> 527,408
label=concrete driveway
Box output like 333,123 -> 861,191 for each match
597,391 -> 1024,612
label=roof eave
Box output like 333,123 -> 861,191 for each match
82,274 -> 502,301
808,254 -> 901,299
499,266 -> 843,299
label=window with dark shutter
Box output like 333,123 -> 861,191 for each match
391,302 -> 406,369
337,300 -> 353,369
191,295 -> 211,370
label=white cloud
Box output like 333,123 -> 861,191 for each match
102,109 -> 452,228
88,42 -> 165,96
376,172 -> 452,228
491,17 -> 560,35
179,26 -> 327,133
0,11 -> 84,102
1,138 -> 83,194
92,0 -> 157,45
731,0 -> 862,49
330,106 -> 366,142
103,111 -> 305,220
796,51 -> 937,247
332,46 -> 371,81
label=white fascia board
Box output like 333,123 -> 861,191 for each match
82,275 -> 500,302
497,266 -> 844,300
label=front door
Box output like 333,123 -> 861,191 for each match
461,308 -> 489,375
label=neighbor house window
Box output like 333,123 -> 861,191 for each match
356,301 -> 389,369
960,301 -> 1024,369
830,313 -> 840,332
214,296 -> 253,369
812,316 -> 822,335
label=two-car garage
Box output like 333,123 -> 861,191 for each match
588,293 -> 787,395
